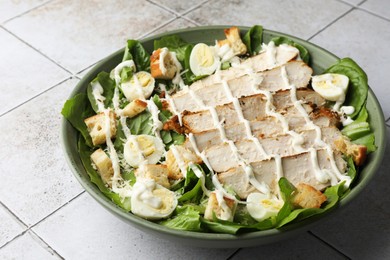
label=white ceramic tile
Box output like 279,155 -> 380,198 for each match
0,78 -> 84,226
33,193 -> 237,260
0,28 -> 69,116
0,204 -> 25,247
76,18 -> 196,79
311,126 -> 390,259
150,0 -> 207,14
232,232 -> 346,259
0,231 -> 60,259
4,0 -> 175,74
145,17 -> 197,37
185,0 -> 351,39
0,0 -> 47,23
360,0 -> 390,19
340,0 -> 365,6
311,9 -> 390,119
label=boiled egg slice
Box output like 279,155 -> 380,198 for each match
246,193 -> 283,222
190,43 -> 220,76
124,134 -> 165,168
131,178 -> 178,220
122,71 -> 155,101
311,73 -> 349,102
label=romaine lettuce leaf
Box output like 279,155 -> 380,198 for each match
178,165 -> 204,204
160,205 -> 204,232
242,25 -> 263,55
123,40 -> 150,71
271,36 -> 310,64
61,93 -> 94,147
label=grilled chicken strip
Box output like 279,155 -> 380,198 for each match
178,89 -> 327,133
171,61 -> 312,113
218,149 -> 347,199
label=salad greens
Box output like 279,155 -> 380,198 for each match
62,25 -> 375,234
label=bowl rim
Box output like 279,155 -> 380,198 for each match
61,25 -> 387,243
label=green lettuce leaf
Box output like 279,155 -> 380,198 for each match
242,25 -> 263,55
160,205 -> 204,232
325,58 -> 368,119
178,165 -> 204,204
277,182 -> 345,228
341,105 -> 376,152
61,93 -> 94,147
87,72 -> 116,113
271,36 -> 310,64
154,35 -> 189,61
123,40 -> 150,71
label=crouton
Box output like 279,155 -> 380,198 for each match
165,145 -> 202,180
292,183 -> 327,209
135,164 -> 170,188
334,137 -> 367,166
150,48 -> 177,80
122,99 -> 147,118
84,111 -> 116,146
217,26 -> 247,55
90,148 -> 114,186
204,192 -> 237,222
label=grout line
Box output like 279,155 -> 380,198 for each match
181,16 -> 202,26
226,248 -> 242,260
356,6 -> 390,23
307,6 -> 355,41
28,230 -> 65,259
0,201 -> 29,230
137,17 -> 178,39
0,26 -> 74,75
147,0 -> 209,17
0,76 -> 74,118
146,0 -> 181,17
308,231 -> 352,259
0,190 -> 85,252
1,0 -> 55,25
30,191 -> 86,230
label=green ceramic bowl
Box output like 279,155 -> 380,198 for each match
61,26 -> 387,248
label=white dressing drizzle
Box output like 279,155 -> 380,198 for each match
280,66 -> 351,186
160,83 -> 182,126
91,81 -> 106,112
103,109 -> 132,198
215,189 -> 233,221
146,100 -> 163,139
170,145 -> 188,178
113,60 -> 136,86
189,163 -> 211,196
158,48 -> 169,75
261,41 -> 277,66
188,133 -> 236,201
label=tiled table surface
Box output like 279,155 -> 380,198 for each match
0,0 -> 389,259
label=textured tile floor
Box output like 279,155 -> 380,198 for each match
0,0 -> 389,259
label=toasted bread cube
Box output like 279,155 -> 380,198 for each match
91,148 -> 114,186
135,164 -> 170,188
292,183 -> 327,209
150,48 -> 177,80
84,111 -> 116,146
204,192 -> 237,221
122,99 -> 147,118
165,145 -> 202,180
217,27 -> 247,56
334,137 -> 367,166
